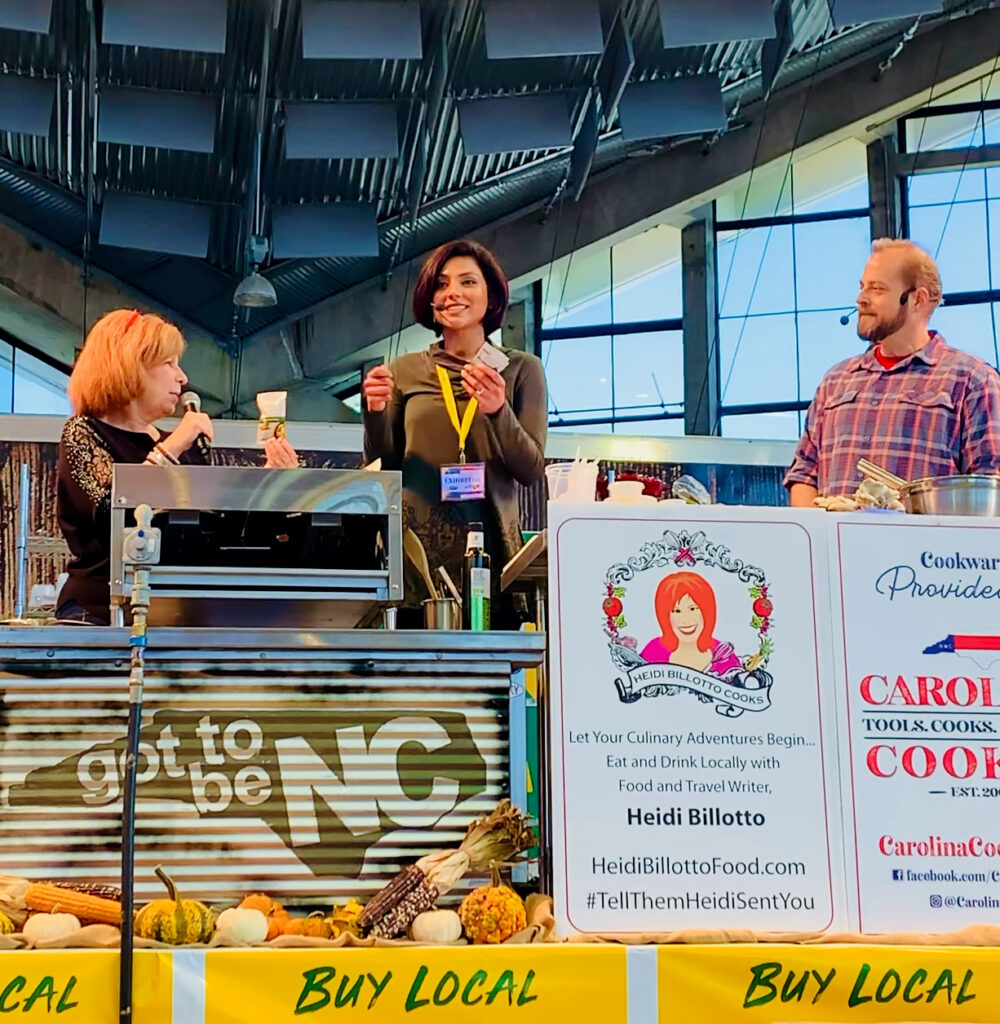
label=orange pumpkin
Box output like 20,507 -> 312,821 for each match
239,893 -> 288,940
239,893 -> 281,916
266,908 -> 291,941
283,911 -> 331,939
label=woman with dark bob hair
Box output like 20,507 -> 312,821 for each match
363,238 -> 547,627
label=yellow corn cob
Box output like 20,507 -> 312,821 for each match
24,882 -> 121,925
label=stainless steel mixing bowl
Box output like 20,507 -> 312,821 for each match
900,475 -> 1000,516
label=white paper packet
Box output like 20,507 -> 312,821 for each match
256,391 -> 287,445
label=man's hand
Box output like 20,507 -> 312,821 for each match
788,483 -> 819,508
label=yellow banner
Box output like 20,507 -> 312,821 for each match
204,946 -> 626,1023
658,945 -> 1000,1023
0,951 -> 171,1023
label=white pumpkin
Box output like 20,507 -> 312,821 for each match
409,909 -> 462,944
215,907 -> 268,945
22,912 -> 81,943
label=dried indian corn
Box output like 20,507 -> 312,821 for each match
45,881 -> 122,902
357,800 -> 535,939
369,881 -> 440,939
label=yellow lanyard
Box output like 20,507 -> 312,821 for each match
436,364 -> 478,464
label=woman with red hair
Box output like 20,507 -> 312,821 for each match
56,308 -> 297,624
641,571 -> 740,675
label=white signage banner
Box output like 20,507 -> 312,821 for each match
548,505 -> 846,936
834,516 -> 1000,932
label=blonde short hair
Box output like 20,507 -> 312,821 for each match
871,238 -> 943,309
67,309 -> 185,417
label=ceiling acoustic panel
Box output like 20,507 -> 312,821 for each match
0,75 -> 55,135
657,0 -> 774,47
827,0 -> 941,26
458,94 -> 572,156
271,203 -> 380,259
284,102 -> 400,160
483,0 -> 603,58
0,0 -> 53,34
100,191 -> 211,258
619,75 -> 727,141
102,0 -> 228,54
301,1 -> 422,60
99,87 -> 216,153
597,15 -> 635,125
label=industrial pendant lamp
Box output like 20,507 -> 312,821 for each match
234,264 -> 277,307
234,8 -> 277,309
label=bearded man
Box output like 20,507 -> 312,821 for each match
785,238 -> 1000,506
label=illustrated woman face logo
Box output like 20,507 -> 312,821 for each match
670,593 -> 705,644
655,571 -> 717,654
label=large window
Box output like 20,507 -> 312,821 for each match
715,140 -> 871,440
901,75 -> 1000,369
0,338 -> 71,416
540,225 -> 684,435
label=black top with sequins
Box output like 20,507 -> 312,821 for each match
56,415 -> 201,623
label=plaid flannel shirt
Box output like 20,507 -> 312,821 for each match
784,332 -> 1000,496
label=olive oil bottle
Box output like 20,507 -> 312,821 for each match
462,522 -> 491,631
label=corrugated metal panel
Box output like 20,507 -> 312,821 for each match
0,631 -> 540,903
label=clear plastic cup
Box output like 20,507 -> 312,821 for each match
546,462 -> 598,502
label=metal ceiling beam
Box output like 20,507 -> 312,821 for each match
234,4 -> 1000,395
0,215 -> 233,408
893,142 -> 1000,173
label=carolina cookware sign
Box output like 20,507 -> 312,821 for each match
835,517 -> 1000,932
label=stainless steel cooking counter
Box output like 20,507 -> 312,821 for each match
0,626 -> 544,904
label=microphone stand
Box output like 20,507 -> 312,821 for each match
118,505 -> 160,1024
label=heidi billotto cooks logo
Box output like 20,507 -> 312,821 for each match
603,528 -> 775,718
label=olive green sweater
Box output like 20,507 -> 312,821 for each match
363,341 -> 547,608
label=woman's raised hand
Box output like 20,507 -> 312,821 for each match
160,410 -> 213,460
263,436 -> 299,468
362,365 -> 394,413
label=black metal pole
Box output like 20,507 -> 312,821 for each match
118,546 -> 152,1024
118,659 -> 143,1023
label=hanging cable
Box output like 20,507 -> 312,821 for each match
543,196 -> 587,373
680,26 -> 801,435
716,36 -> 833,423
713,7 -> 966,434
930,49 -> 1000,263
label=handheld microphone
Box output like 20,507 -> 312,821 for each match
180,390 -> 211,460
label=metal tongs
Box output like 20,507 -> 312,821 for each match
857,459 -> 907,492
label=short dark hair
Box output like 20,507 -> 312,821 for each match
412,239 -> 510,336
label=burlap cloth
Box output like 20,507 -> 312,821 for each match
2,894 -> 560,950
567,922 -> 1000,946
6,902 -> 996,950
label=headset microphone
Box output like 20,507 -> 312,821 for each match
840,289 -> 913,326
